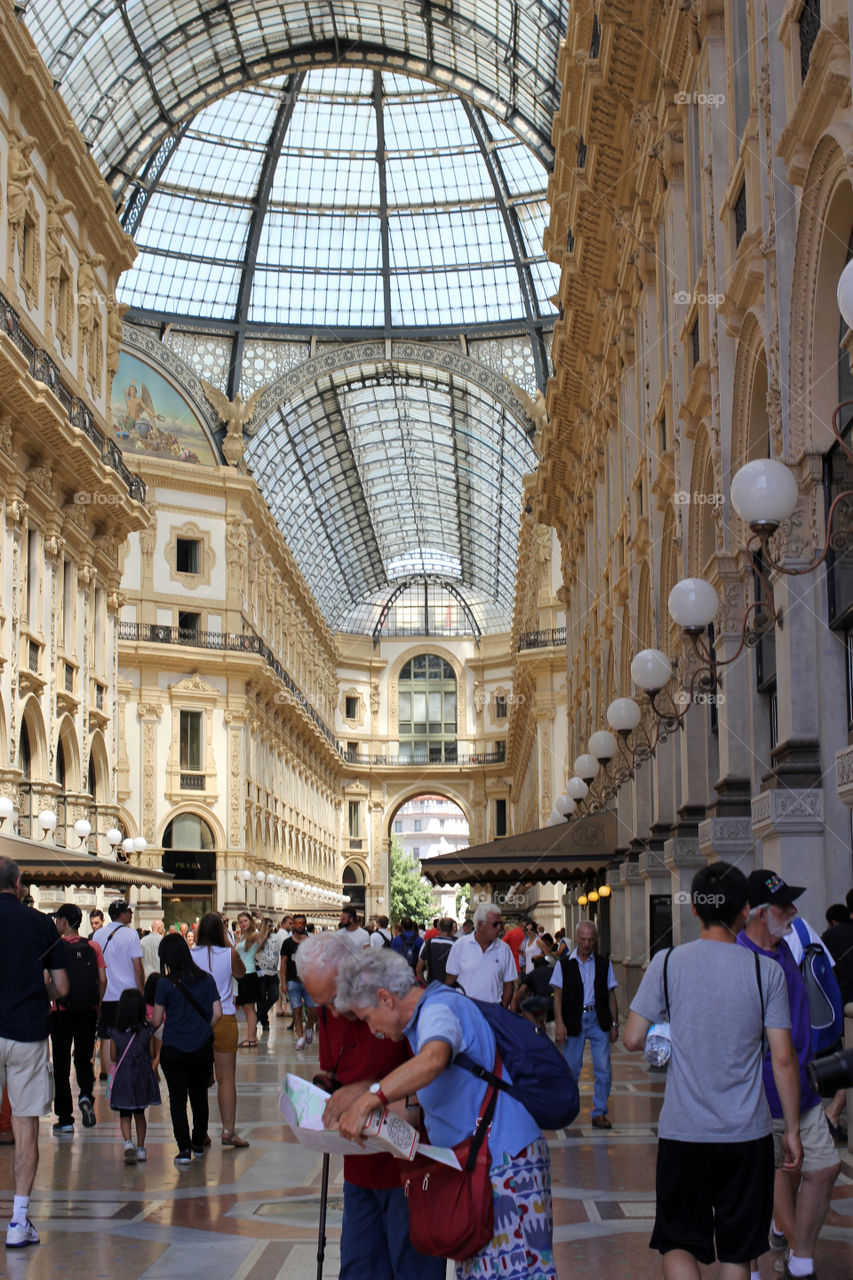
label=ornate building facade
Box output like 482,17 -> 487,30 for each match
541,0 -> 853,1002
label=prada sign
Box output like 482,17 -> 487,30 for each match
162,850 -> 216,882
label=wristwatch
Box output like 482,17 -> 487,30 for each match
369,1083 -> 390,1107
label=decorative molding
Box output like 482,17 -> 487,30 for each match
751,788 -> 824,837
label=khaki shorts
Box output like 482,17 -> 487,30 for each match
773,1104 -> 839,1173
213,1014 -> 238,1055
0,1037 -> 52,1117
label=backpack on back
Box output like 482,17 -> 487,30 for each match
400,935 -> 420,970
439,987 -> 580,1130
59,939 -> 101,1011
791,918 -> 844,1054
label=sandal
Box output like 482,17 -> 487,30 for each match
221,1131 -> 250,1148
237,1040 -> 253,1048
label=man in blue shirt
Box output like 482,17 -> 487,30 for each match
0,857 -> 69,1248
739,871 -> 840,1280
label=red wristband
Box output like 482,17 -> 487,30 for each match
374,1086 -> 390,1108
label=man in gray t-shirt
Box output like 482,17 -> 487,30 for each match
624,861 -> 802,1280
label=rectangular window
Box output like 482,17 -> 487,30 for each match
394,820 -> 403,833
347,741 -> 358,757
731,2 -> 750,147
494,694 -> 507,720
495,798 -> 507,838
176,538 -> 200,574
348,800 -> 361,839
799,0 -> 821,82
414,820 -> 422,832
734,183 -> 747,248
689,320 -> 700,372
688,103 -> 703,284
26,528 -> 37,622
178,611 -> 200,634
179,710 -> 203,772
412,847 -> 420,858
345,695 -> 358,720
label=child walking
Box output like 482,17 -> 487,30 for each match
109,988 -> 161,1165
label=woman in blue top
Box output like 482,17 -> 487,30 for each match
335,949 -> 555,1280
152,934 -> 222,1165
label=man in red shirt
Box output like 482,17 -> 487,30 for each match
422,918 -> 440,943
49,903 -> 107,1134
296,932 -> 444,1280
502,917 -> 526,974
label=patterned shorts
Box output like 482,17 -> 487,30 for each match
456,1138 -> 556,1279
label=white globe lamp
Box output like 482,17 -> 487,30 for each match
631,648 -> 673,693
573,753 -> 598,781
607,697 -> 642,733
730,458 -> 799,533
132,836 -> 147,853
566,776 -> 589,801
555,793 -> 577,817
73,819 -> 92,845
588,729 -> 618,762
668,578 -> 719,634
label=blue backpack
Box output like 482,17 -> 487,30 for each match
791,918 -> 844,1054
423,985 -> 580,1130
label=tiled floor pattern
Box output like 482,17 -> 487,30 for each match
0,1031 -> 850,1278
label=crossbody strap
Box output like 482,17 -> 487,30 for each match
463,1054 -> 501,1172
113,1029 -> 137,1076
662,947 -> 674,1020
102,923 -> 126,955
168,975 -> 211,1023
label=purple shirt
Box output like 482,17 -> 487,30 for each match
737,931 -> 820,1116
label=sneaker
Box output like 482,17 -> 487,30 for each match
782,1265 -> 816,1280
52,1122 -> 74,1135
295,1036 -> 305,1049
305,1027 -> 314,1046
123,1143 -> 137,1165
6,1219 -> 39,1249
136,1147 -> 147,1162
191,1146 -> 205,1159
80,1097 -> 96,1128
174,1150 -> 192,1165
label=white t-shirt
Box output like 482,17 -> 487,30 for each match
93,921 -> 143,1002
445,933 -> 516,1002
193,945 -> 236,1015
521,936 -> 543,974
344,926 -> 371,949
256,929 -> 289,975
141,930 -> 164,979
370,928 -> 392,948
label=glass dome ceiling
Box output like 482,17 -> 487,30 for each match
245,356 -> 536,634
116,68 -> 559,347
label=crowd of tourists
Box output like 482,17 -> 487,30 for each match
0,851 -> 851,1280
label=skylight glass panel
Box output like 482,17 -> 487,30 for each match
136,192 -> 251,261
119,253 -> 241,315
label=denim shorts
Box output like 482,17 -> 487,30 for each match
287,980 -> 315,1010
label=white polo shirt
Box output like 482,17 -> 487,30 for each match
445,932 -> 517,1003
551,949 -> 618,1004
93,921 -> 143,1002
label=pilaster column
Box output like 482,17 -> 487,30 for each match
697,815 -> 754,873
750,789 -> 826,917
136,702 -> 162,845
663,836 -> 705,944
619,859 -> 647,1008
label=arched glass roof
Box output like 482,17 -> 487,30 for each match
23,0 -> 566,179
245,357 -> 536,634
114,68 -> 558,382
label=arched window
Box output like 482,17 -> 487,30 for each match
342,861 -> 366,915
19,722 -> 31,780
163,814 -> 215,850
56,737 -> 66,790
397,655 -> 457,763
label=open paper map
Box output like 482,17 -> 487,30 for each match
279,1074 -> 460,1168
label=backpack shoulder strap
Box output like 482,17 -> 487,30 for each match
101,923 -> 126,954
662,947 -> 674,1021
791,917 -> 809,955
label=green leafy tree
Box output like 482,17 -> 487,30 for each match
390,836 -> 438,924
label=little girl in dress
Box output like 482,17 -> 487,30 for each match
109,988 -> 161,1165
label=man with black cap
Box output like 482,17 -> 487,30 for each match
92,899 -> 144,1082
49,903 -> 107,1134
739,870 -> 840,1280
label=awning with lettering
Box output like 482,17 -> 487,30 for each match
0,831 -> 174,889
420,811 -> 619,886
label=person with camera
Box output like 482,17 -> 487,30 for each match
295,931 -> 444,1280
738,871 -> 840,1280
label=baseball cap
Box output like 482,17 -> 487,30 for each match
745,870 -> 805,909
52,902 -> 82,928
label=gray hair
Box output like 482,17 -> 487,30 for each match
473,901 -> 501,926
335,948 -> 416,1013
295,930 -> 359,981
575,920 -> 598,938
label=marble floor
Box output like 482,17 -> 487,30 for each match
1,1023 -> 851,1280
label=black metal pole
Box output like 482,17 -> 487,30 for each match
316,1151 -> 330,1280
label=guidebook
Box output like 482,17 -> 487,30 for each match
279,1073 -> 460,1168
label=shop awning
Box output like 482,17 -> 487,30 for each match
420,811 -> 619,886
0,831 -> 174,889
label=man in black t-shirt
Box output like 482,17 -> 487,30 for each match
415,918 -> 456,985
0,857 -> 69,1249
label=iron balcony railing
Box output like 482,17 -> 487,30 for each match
341,748 -> 506,767
118,622 -> 338,748
1,293 -> 146,505
518,627 -> 567,650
